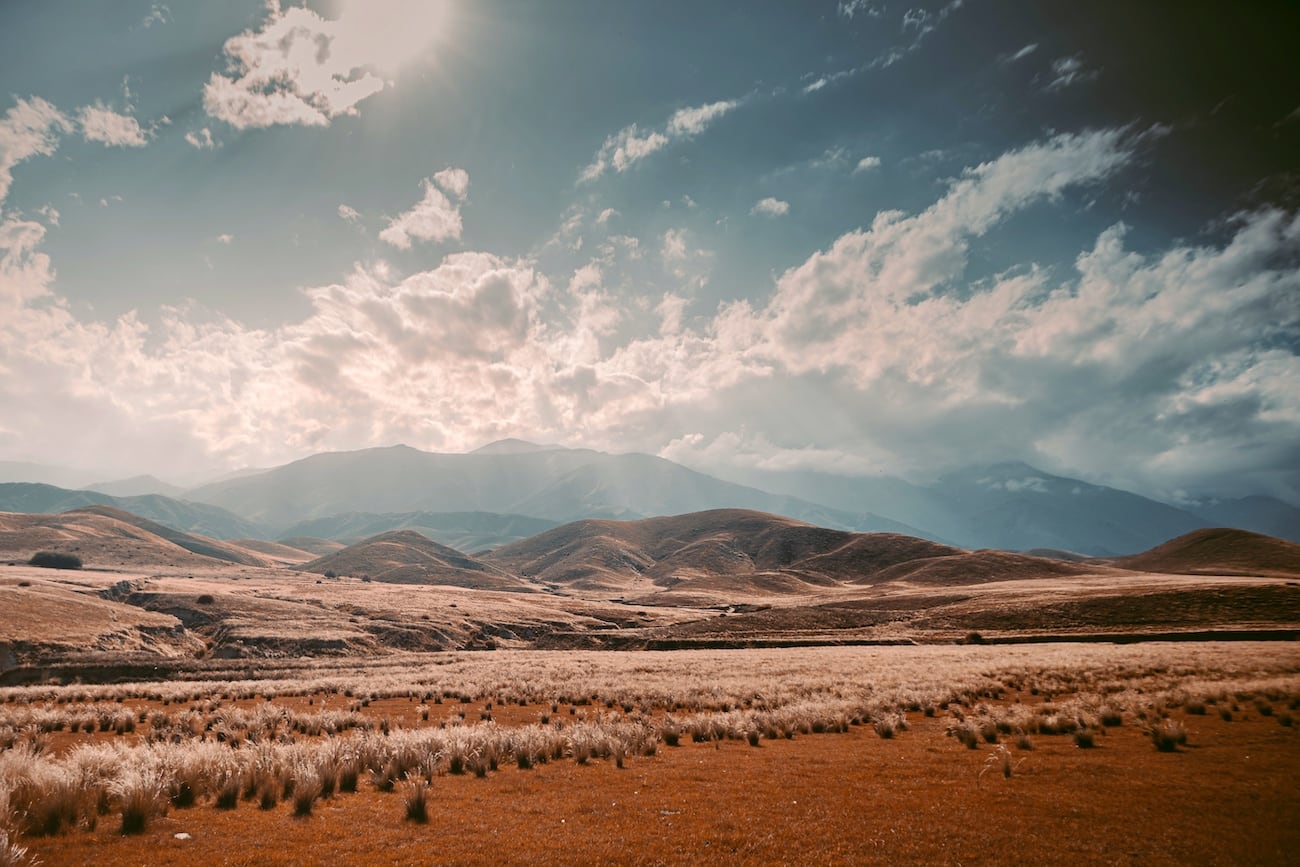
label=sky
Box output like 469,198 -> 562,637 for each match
0,0 -> 1297,503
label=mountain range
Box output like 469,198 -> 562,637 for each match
0,441 -> 1295,555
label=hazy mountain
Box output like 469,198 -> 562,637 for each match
709,461 -> 1212,556
277,511 -> 560,552
0,483 -> 262,541
1185,496 -> 1300,543
86,474 -> 185,498
0,461 -> 96,490
184,443 -> 930,538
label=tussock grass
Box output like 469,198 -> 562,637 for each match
1150,719 -> 1188,752
402,779 -> 428,823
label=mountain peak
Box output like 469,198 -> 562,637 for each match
471,438 -> 555,455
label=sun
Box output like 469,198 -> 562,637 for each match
332,0 -> 453,74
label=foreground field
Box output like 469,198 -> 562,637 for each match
3,643 -> 1298,865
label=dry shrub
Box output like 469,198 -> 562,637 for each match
1150,718 -> 1187,752
110,766 -> 167,835
402,779 -> 429,824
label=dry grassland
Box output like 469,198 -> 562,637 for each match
1,642 -> 1297,864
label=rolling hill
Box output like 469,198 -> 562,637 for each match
0,508 -> 271,569
485,509 -> 1003,596
0,483 -> 261,540
295,529 -> 531,591
1118,528 -> 1300,578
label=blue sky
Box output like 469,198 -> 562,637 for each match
0,0 -> 1297,503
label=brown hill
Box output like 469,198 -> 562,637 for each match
871,550 -> 1098,586
296,530 -> 529,591
277,536 -> 346,556
0,509 -> 270,569
228,538 -> 318,565
1119,528 -> 1300,578
486,509 -> 961,593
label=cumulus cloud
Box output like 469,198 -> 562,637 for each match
337,204 -> 360,222
580,98 -> 739,182
203,1 -> 443,129
79,103 -> 149,147
0,97 -> 71,204
184,127 -> 217,149
142,3 -> 170,28
751,197 -> 790,217
853,155 -> 881,173
379,169 -> 469,249
0,125 -> 1295,501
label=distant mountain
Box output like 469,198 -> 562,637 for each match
469,438 -> 557,455
0,461 -> 95,490
296,529 -> 529,590
1118,528 -> 1300,578
0,483 -> 261,541
86,474 -> 184,498
183,443 -> 929,538
1185,496 -> 1300,544
709,461 -> 1211,556
278,511 -> 560,552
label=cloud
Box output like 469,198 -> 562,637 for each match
78,103 -> 149,147
580,98 -> 739,182
595,208 -> 620,225
142,3 -> 170,28
1045,54 -> 1098,91
184,127 -> 217,149
203,1 -> 444,129
1003,43 -> 1038,64
837,1 -> 883,19
216,233 -> 233,245
379,169 -> 469,249
0,97 -> 71,204
853,155 -> 881,173
0,125 -> 1295,502
337,204 -> 360,222
751,197 -> 790,217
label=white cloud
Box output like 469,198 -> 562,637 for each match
853,155 -> 881,173
751,197 -> 790,217
184,127 -> 217,149
0,97 -> 71,204
837,1 -> 883,19
661,228 -> 688,261
595,208 -> 620,225
1046,54 -> 1097,91
203,1 -> 445,129
0,125 -> 1295,502
79,103 -> 149,147
1004,43 -> 1038,63
580,99 -> 739,182
216,233 -> 233,245
379,170 -> 470,249
142,3 -> 170,28
337,204 -> 360,222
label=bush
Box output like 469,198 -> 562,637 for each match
403,780 -> 429,823
1151,719 -> 1187,752
196,594 -> 214,605
28,551 -> 82,570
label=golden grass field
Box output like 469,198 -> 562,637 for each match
2,643 -> 1298,865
